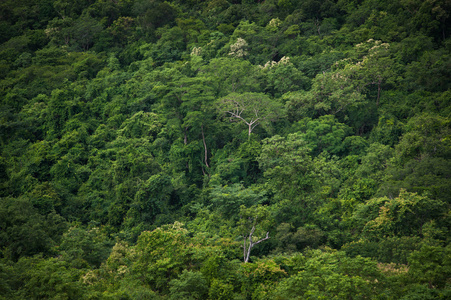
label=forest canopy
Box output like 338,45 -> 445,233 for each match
0,0 -> 450,299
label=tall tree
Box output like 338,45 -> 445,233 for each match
217,92 -> 281,138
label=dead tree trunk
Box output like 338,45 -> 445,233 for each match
243,224 -> 270,263
201,125 -> 209,168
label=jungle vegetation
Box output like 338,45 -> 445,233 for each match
0,0 -> 450,299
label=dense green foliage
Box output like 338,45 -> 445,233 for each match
1,0 -> 450,298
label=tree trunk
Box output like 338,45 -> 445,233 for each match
243,227 -> 269,263
376,80 -> 381,106
201,125 -> 209,168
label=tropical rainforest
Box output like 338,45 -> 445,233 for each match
0,0 -> 450,299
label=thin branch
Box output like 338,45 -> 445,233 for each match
253,232 -> 270,246
225,111 -> 248,124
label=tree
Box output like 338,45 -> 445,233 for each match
217,92 -> 281,138
348,39 -> 400,106
59,225 -> 113,268
209,183 -> 267,218
408,244 -> 451,289
228,37 -> 248,58
201,57 -> 259,96
269,250 -> 381,299
0,196 -> 66,261
351,190 -> 446,239
126,173 -> 174,228
284,69 -> 365,120
238,258 -> 288,299
169,270 -> 209,300
238,205 -> 271,263
7,256 -> 86,300
257,133 -> 315,200
258,56 -> 310,97
71,13 -> 103,51
379,113 -> 451,202
290,115 -> 352,156
132,222 -> 192,292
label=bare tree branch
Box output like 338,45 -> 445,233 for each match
218,93 -> 281,138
